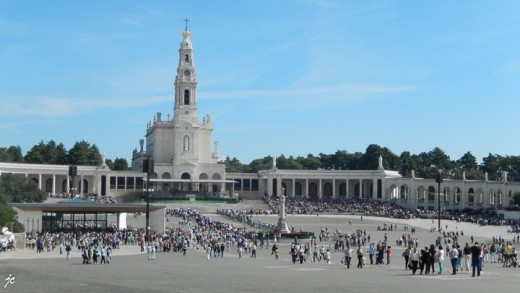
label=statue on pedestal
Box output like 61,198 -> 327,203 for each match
276,187 -> 290,233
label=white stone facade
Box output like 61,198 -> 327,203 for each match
131,27 -> 225,183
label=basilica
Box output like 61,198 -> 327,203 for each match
2,25 -> 520,233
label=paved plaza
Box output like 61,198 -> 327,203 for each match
1,204 -> 519,293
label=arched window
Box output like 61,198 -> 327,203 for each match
184,90 -> 190,105
183,135 -> 189,151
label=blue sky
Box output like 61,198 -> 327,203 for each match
1,0 -> 520,165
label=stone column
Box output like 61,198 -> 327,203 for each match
105,175 -> 110,196
81,175 -> 85,195
305,179 -> 308,198
267,175 -> 273,196
66,176 -> 70,196
52,174 -> 56,194
38,173 -> 42,190
292,179 -> 295,196
359,179 -> 362,199
346,179 -> 349,199
318,179 -> 322,199
373,178 -> 377,199
332,179 -> 336,199
276,176 -> 282,197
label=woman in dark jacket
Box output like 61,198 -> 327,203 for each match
428,244 -> 436,274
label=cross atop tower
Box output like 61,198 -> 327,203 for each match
184,17 -> 190,31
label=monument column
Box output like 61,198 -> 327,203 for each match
276,194 -> 290,233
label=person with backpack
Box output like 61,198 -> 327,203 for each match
65,244 -> 71,261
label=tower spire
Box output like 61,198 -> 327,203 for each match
184,17 -> 190,31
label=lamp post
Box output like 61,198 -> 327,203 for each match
68,165 -> 77,198
143,157 -> 154,242
435,170 -> 443,232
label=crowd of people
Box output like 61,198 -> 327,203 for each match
216,208 -> 276,231
263,195 -> 411,218
8,195 -> 519,280
159,208 -> 271,259
47,193 -> 118,204
263,194 -> 520,231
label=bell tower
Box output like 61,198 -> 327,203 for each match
133,20 -> 224,184
173,18 -> 198,124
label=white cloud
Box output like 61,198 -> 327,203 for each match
0,95 -> 169,117
201,83 -> 414,102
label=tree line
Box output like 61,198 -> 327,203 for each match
2,141 -> 520,182
0,140 -> 130,170
224,144 -> 520,182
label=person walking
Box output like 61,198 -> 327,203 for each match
238,245 -> 243,259
403,246 -> 411,269
450,245 -> 459,275
436,245 -> 445,274
409,247 -> 420,275
147,243 -> 152,260
100,246 -> 106,264
206,244 -> 211,260
471,242 -> 482,277
65,244 -> 71,261
82,247 -> 88,264
428,244 -> 436,274
368,243 -> 375,265
357,247 -> 364,269
251,243 -> 257,258
344,246 -> 353,268
463,243 -> 471,271
106,247 -> 112,264
386,246 -> 392,265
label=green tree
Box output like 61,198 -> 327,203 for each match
0,197 -> 24,232
330,150 -> 350,170
318,153 -> 333,169
0,146 -> 24,162
0,174 -> 46,203
480,153 -> 502,180
362,144 -> 384,170
249,156 -> 273,172
112,158 -> 130,171
224,156 -> 249,173
24,141 -> 46,163
25,140 -> 68,164
276,155 -> 303,170
399,151 -> 418,177
68,140 -> 101,166
297,154 -> 321,170
458,152 -> 478,170
511,192 -> 520,206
